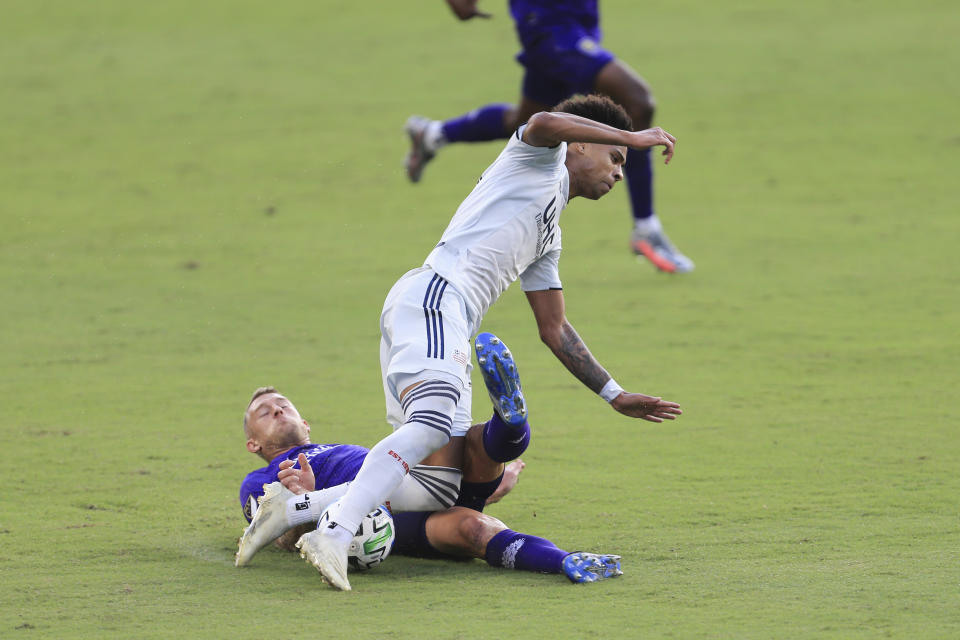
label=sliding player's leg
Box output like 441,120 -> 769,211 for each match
393,508 -> 623,583
235,455 -> 465,567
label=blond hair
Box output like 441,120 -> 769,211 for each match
243,386 -> 279,434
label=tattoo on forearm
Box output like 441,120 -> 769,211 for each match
553,321 -> 610,393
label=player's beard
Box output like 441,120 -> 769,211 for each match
265,418 -> 308,450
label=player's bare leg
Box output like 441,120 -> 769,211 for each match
509,95 -> 550,131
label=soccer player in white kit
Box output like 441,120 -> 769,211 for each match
303,94 -> 683,590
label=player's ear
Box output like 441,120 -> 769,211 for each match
304,420 -> 310,433
577,143 -> 587,154
246,438 -> 260,454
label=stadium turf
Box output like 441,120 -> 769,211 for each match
2,1 -> 957,637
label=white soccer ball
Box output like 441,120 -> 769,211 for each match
318,505 -> 395,571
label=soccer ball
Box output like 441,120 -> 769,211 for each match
318,504 -> 395,571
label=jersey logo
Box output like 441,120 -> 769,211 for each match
535,196 -> 558,257
388,449 -> 410,474
294,493 -> 311,511
577,37 -> 600,56
501,537 -> 526,569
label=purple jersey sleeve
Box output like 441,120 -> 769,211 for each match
239,443 -> 368,522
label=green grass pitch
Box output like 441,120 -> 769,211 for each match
2,1 -> 958,637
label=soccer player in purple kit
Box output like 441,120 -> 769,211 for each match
405,0 -> 694,274
235,333 -> 623,584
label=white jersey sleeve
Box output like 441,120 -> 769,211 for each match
520,245 -> 562,292
423,125 -> 569,329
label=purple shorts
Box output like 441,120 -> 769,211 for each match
516,24 -> 615,107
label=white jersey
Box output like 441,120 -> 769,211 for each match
423,125 -> 569,329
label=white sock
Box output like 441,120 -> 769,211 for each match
634,212 -> 663,235
327,418 -> 455,532
320,520 -> 356,545
322,434 -> 413,535
324,375 -> 459,535
424,120 -> 447,152
285,483 -> 350,527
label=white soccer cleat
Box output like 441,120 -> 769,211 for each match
235,482 -> 294,567
297,530 -> 352,591
404,115 -> 439,183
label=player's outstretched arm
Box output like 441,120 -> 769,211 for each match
526,289 -> 612,393
522,111 -> 676,164
446,0 -> 492,20
525,289 -> 682,423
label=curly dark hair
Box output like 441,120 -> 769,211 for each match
552,94 -> 633,132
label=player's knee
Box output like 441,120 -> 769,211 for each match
393,420 -> 451,464
628,95 -> 656,130
454,510 -> 506,553
430,421 -> 453,450
400,378 -> 461,453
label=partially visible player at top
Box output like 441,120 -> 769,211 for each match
304,94 -> 681,591
405,0 -> 694,274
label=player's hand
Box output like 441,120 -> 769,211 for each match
610,392 -> 682,422
446,0 -> 492,20
630,127 -> 676,164
278,453 -> 316,494
485,458 -> 525,505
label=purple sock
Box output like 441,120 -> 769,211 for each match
485,529 -> 569,573
482,413 -> 530,463
625,147 -> 654,220
441,104 -> 512,143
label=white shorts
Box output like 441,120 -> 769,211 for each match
380,267 -> 474,436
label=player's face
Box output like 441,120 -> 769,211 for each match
576,143 -> 626,200
245,392 -> 310,450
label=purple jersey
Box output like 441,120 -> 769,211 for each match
507,0 -> 613,106
510,0 -> 600,40
239,443 -> 368,522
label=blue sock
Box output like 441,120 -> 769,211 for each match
442,104 -> 512,143
482,413 -> 530,463
485,529 -> 569,573
625,147 -> 654,221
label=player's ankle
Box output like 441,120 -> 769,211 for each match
320,522 -> 355,545
633,212 -> 662,235
424,120 -> 447,152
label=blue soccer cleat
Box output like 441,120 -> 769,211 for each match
562,552 -> 623,584
474,332 -> 527,426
